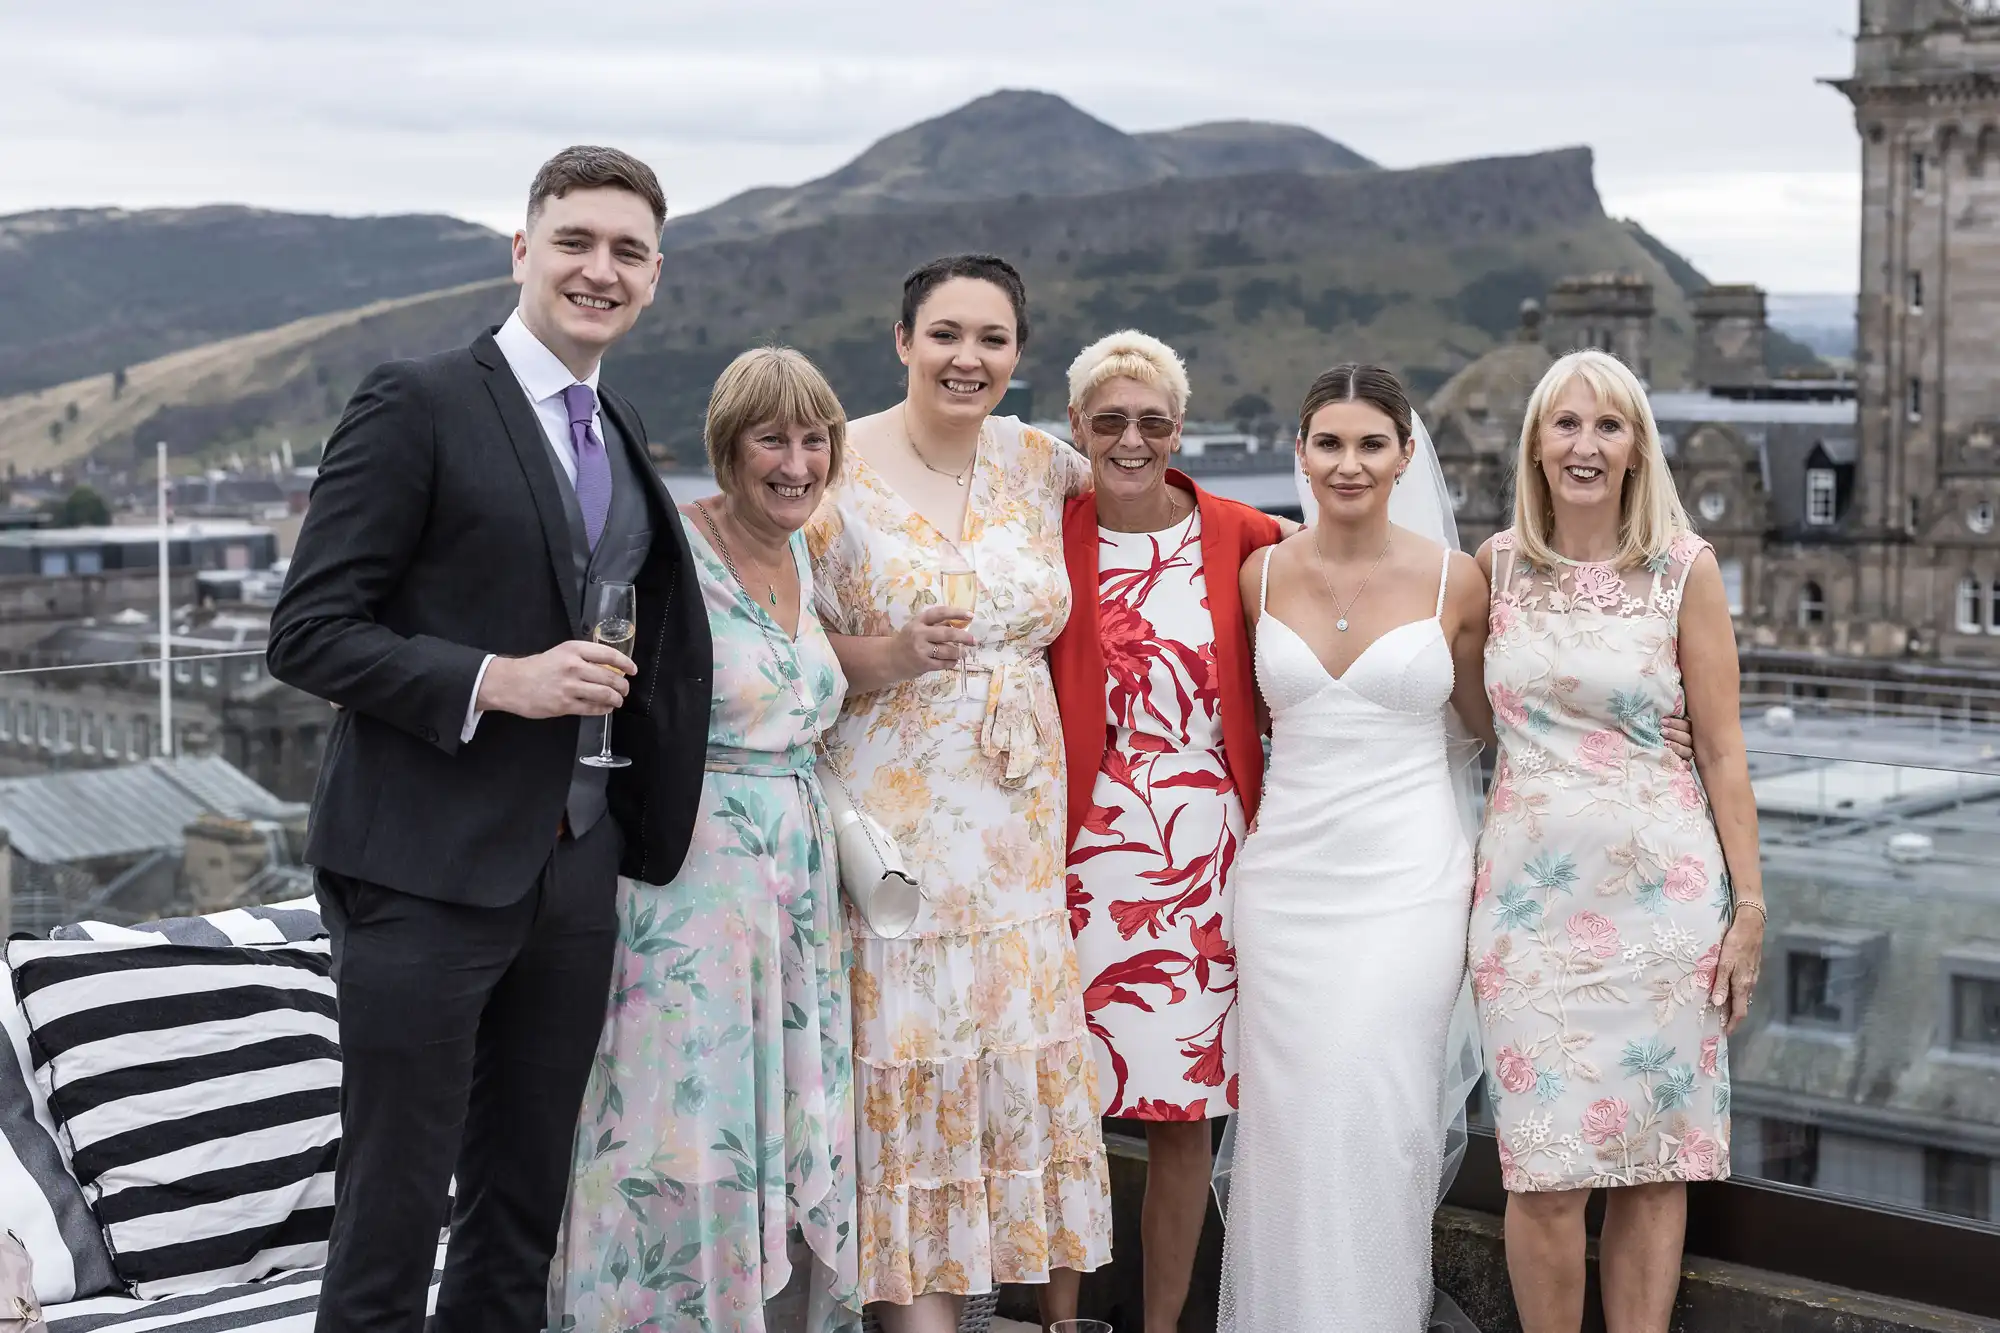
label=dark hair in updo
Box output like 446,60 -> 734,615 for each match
1298,363 -> 1413,444
899,253 -> 1031,348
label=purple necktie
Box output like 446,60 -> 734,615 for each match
562,382 -> 611,551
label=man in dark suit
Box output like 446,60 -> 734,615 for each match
268,146 -> 710,1333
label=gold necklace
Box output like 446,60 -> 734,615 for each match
1312,529 -> 1392,633
696,499 -> 782,609
903,405 -> 978,487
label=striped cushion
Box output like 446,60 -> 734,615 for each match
48,898 -> 326,946
43,1241 -> 446,1331
0,957 -> 122,1304
7,937 -> 340,1298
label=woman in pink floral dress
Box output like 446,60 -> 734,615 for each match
1471,351 -> 1765,1333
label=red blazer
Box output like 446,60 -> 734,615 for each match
1050,470 -> 1281,855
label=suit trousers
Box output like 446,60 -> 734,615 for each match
312,816 -> 621,1333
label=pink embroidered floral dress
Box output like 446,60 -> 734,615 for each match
1067,510 -> 1240,1121
1471,528 -> 1732,1191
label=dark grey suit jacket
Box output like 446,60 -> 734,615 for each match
268,329 -> 712,902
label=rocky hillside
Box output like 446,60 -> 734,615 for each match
0,92 -> 1733,472
0,207 -> 508,398
660,90 -> 1374,248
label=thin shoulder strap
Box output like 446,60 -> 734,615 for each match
1434,548 -> 1451,618
1259,546 -> 1275,616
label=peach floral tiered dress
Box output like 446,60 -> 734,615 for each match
806,417 -> 1113,1305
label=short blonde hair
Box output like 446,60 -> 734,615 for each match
1512,349 -> 1690,570
1066,329 -> 1191,416
703,347 -> 847,492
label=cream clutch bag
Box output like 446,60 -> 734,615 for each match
814,760 -> 923,939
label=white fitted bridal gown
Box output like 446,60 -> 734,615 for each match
1217,546 -> 1474,1331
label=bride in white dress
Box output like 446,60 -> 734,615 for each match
1217,364 -> 1493,1331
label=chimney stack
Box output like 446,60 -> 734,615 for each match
1691,284 -> 1769,390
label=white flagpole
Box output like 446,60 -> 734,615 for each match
158,441 -> 172,758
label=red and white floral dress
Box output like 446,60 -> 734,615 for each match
1066,510 -> 1240,1121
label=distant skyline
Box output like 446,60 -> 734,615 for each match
4,1 -> 1861,292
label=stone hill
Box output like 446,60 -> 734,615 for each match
0,206 -> 507,397
661,89 -> 1374,248
0,142 -> 1708,471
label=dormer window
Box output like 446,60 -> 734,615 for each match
1806,468 -> 1837,526
1913,150 -> 1928,194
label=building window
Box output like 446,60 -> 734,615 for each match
199,662 -> 219,689
103,715 -> 121,758
1720,558 -> 1744,616
13,702 -> 28,743
1798,580 -> 1827,628
1951,974 -> 2000,1054
130,717 -> 149,760
1913,149 -> 1928,193
173,661 -> 191,685
1786,950 -> 1866,1029
1924,1148 -> 1992,1222
1805,469 -> 1837,525
36,705 -> 52,749
1761,1119 -> 1820,1188
0,704 -> 10,743
1971,502 -> 1996,536
1909,376 -> 1924,423
58,709 -> 75,752
239,660 -> 260,684
1910,269 -> 1924,312
1961,576 -> 1985,632
79,711 -> 95,756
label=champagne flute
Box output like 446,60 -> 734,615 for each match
940,551 -> 976,701
581,580 -> 636,770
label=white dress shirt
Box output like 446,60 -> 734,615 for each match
461,311 -> 603,741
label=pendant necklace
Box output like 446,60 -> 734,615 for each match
904,405 -> 978,487
697,500 -> 781,608
1313,529 -> 1392,633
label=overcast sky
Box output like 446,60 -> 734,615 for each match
3,1 -> 1862,293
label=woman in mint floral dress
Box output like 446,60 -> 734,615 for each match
1471,351 -> 1764,1332
551,350 -> 861,1333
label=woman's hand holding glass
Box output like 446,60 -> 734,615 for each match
893,604 -> 974,682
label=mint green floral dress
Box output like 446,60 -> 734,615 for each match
550,516 -> 860,1333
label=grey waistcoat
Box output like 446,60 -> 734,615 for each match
543,408 -> 654,835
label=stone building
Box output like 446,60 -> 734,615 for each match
1827,0 -> 2000,661
1428,1 -> 2000,684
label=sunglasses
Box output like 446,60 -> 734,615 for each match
1084,411 -> 1178,442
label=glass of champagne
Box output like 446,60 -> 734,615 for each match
940,551 -> 976,701
581,580 -> 636,770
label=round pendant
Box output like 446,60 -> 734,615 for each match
1336,618 -> 1350,632
955,476 -> 965,487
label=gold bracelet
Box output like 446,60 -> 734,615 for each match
1732,898 -> 1768,922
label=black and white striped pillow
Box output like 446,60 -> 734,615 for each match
48,897 -> 325,946
6,937 -> 339,1298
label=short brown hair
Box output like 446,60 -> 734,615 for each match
527,145 -> 668,234
704,348 -> 848,495
1298,363 -> 1413,445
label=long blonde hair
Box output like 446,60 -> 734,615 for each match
1511,349 -> 1689,569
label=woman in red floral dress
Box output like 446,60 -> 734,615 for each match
1045,330 -> 1281,1333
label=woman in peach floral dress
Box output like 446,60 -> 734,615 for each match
1471,351 -> 1765,1333
806,255 -> 1111,1333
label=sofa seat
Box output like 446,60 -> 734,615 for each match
42,1242 -> 446,1331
